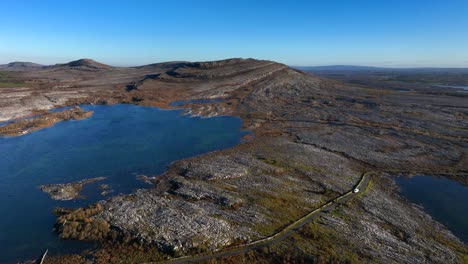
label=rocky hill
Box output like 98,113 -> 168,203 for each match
53,58 -> 112,69
0,61 -> 43,71
0,58 -> 467,263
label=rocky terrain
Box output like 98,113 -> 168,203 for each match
40,177 -> 107,201
0,106 -> 93,136
0,58 -> 467,263
300,65 -> 468,94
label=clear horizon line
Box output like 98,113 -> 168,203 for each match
291,64 -> 468,69
1,57 -> 468,69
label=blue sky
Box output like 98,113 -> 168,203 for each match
1,0 -> 467,67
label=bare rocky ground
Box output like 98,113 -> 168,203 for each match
1,58 -> 467,263
0,106 -> 93,136
40,177 -> 107,201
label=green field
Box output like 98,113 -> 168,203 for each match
0,71 -> 27,88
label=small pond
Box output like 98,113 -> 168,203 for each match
396,175 -> 468,243
0,104 -> 248,263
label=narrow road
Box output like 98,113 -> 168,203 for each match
154,171 -> 373,264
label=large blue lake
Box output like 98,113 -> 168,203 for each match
396,175 -> 468,243
0,104 -> 248,263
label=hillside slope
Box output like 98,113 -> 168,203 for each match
1,58 -> 467,263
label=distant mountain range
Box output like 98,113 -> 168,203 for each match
0,59 -> 112,71
294,65 -> 468,73
295,65 -> 382,71
2,60 -> 468,73
0,61 -> 44,70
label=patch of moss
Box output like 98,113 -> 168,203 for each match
210,221 -> 367,264
0,71 -> 27,88
251,188 -> 312,236
256,154 -> 344,181
357,178 -> 373,198
247,156 -> 344,237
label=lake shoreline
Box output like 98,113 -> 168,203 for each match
0,106 -> 93,137
396,174 -> 468,243
1,58 -> 466,263
0,104 -> 248,263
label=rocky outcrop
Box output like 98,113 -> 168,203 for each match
179,156 -> 250,180
52,140 -> 364,252
40,177 -> 106,201
0,106 -> 93,136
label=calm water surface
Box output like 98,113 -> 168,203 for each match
0,104 -> 248,263
396,175 -> 468,243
